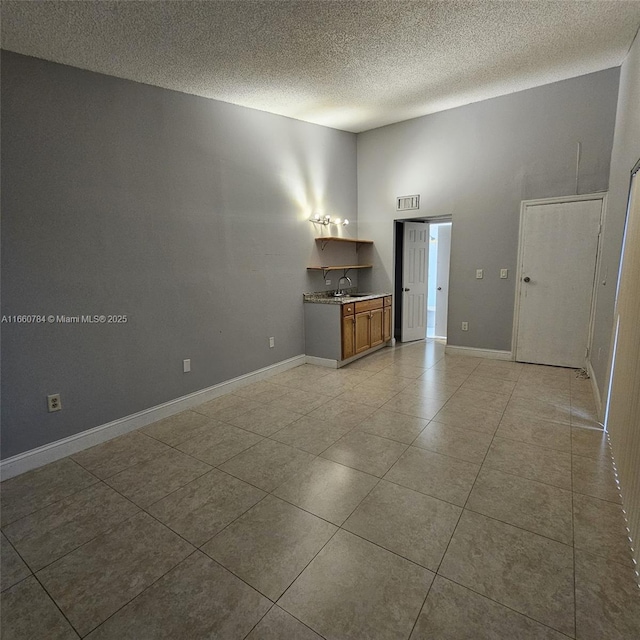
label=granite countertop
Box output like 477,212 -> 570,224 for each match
303,291 -> 392,305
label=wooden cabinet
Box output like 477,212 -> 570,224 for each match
341,314 -> 355,360
383,296 -> 392,341
370,307 -> 384,347
383,306 -> 391,341
354,311 -> 371,353
341,296 -> 391,359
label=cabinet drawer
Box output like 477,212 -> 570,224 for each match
342,303 -> 355,316
355,298 -> 383,313
384,296 -> 392,307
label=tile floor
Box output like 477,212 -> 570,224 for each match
2,341 -> 639,639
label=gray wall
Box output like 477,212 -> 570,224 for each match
357,69 -> 619,351
590,33 -> 640,400
1,51 -> 357,459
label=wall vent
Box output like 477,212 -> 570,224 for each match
396,195 -> 420,211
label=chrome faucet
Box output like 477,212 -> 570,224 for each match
336,275 -> 352,296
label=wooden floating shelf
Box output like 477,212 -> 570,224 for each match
307,264 -> 373,279
315,237 -> 373,251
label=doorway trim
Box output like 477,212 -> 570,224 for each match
511,192 -> 608,366
393,215 -> 452,342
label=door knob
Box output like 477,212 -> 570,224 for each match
523,277 -> 530,283
403,288 -> 411,292
437,287 -> 442,291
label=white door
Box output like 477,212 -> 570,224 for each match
515,199 -> 602,367
434,223 -> 452,338
401,222 -> 428,342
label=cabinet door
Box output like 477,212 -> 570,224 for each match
370,308 -> 384,347
383,307 -> 391,341
355,311 -> 371,353
342,314 -> 355,360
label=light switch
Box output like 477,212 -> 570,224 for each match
183,359 -> 191,373
500,269 -> 508,279
476,269 -> 483,279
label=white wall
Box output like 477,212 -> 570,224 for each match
590,32 -> 640,401
357,70 -> 619,351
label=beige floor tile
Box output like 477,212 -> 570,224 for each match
267,388 -> 334,414
335,385 -> 401,408
1,576 -> 79,640
3,483 -> 139,572
140,410 -> 212,446
473,361 -> 522,381
384,446 -> 480,506
505,397 -> 572,425
432,356 -> 480,373
105,449 -> 211,509
246,606 -> 323,640
270,415 -> 353,455
232,381 -> 290,403
71,432 -> 170,480
147,469 -> 265,546
326,367 -> 377,386
343,480 -> 461,571
37,512 -> 193,637
420,368 -> 471,387
380,363 -> 429,379
511,382 -> 571,405
0,533 -> 30,592
321,431 -> 408,477
575,550 -> 640,640
448,387 -> 511,413
228,404 -> 303,436
1,459 -> 98,525
462,374 -> 518,396
572,454 -> 622,503
356,409 -> 428,444
268,365 -> 332,387
439,510 -> 575,636
410,576 -> 568,640
433,399 -> 503,434
307,399 -> 375,428
219,439 -> 315,492
295,375 -> 359,396
413,421 -> 493,464
496,413 -> 571,452
363,371 -> 416,391
573,493 -> 634,566
381,391 -> 447,420
402,379 -> 459,402
484,437 -> 572,489
273,457 -> 378,525
85,551 -> 271,640
571,426 -> 611,459
175,423 -> 263,466
203,496 -> 336,600
466,467 -> 573,545
279,530 -> 434,640
194,394 -> 263,422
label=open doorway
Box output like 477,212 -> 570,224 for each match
394,218 -> 452,342
427,222 -> 452,340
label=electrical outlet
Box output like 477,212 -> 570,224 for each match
183,359 -> 191,373
500,269 -> 508,279
325,279 -> 331,285
269,337 -> 275,348
476,269 -> 483,279
47,393 -> 62,412
461,322 -> 469,331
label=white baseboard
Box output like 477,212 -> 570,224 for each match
586,359 -> 604,422
0,355 -> 306,481
304,356 -> 338,368
444,346 -> 513,361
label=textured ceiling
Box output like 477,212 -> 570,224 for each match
2,1 -> 640,132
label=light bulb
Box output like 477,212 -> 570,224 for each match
334,218 -> 341,225
343,219 -> 349,226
